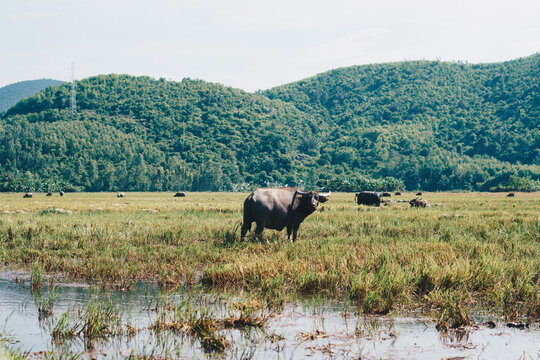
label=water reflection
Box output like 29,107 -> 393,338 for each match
0,276 -> 539,359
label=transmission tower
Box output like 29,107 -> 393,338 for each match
70,62 -> 77,115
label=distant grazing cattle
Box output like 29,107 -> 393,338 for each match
382,192 -> 392,197
410,198 -> 430,208
46,192 -> 52,197
241,187 -> 330,242
394,192 -> 401,196
416,192 -> 423,196
506,193 -> 515,197
355,191 -> 381,206
174,192 -> 186,197
23,192 -> 33,198
60,191 -> 65,196
117,192 -> 125,198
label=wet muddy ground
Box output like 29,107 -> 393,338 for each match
0,273 -> 539,359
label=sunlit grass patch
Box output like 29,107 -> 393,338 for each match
0,191 -> 538,320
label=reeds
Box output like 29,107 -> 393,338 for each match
150,299 -> 230,353
30,263 -> 43,291
51,298 -> 123,350
149,292 -> 272,354
434,292 -> 472,332
33,285 -> 58,320
0,191 -> 538,320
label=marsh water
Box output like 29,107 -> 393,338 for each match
0,273 -> 538,359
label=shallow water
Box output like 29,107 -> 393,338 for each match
0,274 -> 538,359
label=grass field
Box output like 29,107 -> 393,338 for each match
0,191 -> 538,321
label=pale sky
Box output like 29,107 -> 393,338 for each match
1,0 -> 539,91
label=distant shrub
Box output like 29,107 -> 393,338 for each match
490,176 -> 540,192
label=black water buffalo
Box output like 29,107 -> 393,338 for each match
382,192 -> 392,197
506,193 -> 515,197
174,192 -> 186,197
355,191 -> 381,206
23,192 -> 33,198
394,192 -> 401,196
410,198 -> 430,208
46,192 -> 52,197
117,192 -> 125,198
241,187 -> 330,242
60,191 -> 65,196
416,192 -> 423,196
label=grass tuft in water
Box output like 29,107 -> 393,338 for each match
435,292 -> 472,332
33,285 -> 58,320
51,297 -> 124,350
30,263 -> 43,291
51,313 -> 80,344
79,299 -> 123,348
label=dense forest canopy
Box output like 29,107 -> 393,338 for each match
0,79 -> 63,113
1,54 -> 538,192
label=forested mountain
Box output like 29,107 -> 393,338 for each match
0,79 -> 64,113
264,54 -> 539,190
0,55 -> 538,192
1,76 -> 318,192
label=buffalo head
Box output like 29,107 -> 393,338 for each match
295,190 -> 330,211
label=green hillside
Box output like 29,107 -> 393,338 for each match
264,54 -> 539,190
1,75 -> 318,191
1,55 -> 538,192
0,79 -> 64,113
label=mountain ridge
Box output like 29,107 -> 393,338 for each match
1,55 -> 538,192
0,79 -> 64,113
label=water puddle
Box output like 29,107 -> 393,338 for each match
0,275 -> 538,359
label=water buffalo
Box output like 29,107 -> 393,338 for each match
174,192 -> 186,197
46,192 -> 52,197
23,192 -> 33,198
241,187 -> 330,242
506,193 -> 515,197
410,198 -> 430,207
355,191 -> 381,206
382,192 -> 392,197
394,192 -> 401,196
60,191 -> 65,196
117,192 -> 125,198
416,192 -> 423,196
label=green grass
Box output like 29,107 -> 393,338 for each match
30,262 -> 43,291
33,285 -> 58,320
0,191 -> 538,320
51,298 -> 123,350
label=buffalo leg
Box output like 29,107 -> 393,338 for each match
240,221 -> 251,240
286,225 -> 292,240
292,224 -> 300,242
254,221 -> 265,241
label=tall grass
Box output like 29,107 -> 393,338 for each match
30,263 -> 43,291
0,191 -> 538,319
51,298 -> 123,350
79,299 -> 123,347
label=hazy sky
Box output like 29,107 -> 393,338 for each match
1,0 -> 539,91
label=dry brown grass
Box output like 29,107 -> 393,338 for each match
0,191 -> 538,319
